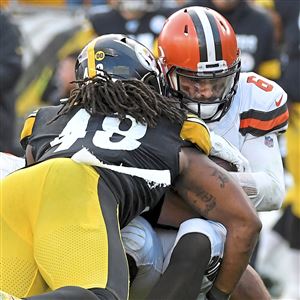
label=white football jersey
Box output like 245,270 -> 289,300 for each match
208,72 -> 288,150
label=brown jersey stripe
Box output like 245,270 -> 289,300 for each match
240,103 -> 288,121
240,108 -> 289,135
239,120 -> 288,136
240,109 -> 289,131
240,111 -> 289,131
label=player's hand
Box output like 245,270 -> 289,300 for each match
0,291 -> 22,300
209,132 -> 251,172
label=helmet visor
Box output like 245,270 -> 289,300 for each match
177,71 -> 236,104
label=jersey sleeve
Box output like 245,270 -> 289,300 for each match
19,110 -> 38,150
239,73 -> 289,137
180,114 -> 212,155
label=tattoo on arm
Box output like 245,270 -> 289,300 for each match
177,167 -> 230,217
211,168 -> 229,188
179,186 -> 216,217
182,168 -> 229,216
192,187 -> 216,216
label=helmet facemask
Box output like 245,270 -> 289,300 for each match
165,59 -> 241,122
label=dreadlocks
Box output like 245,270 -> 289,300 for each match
55,72 -> 186,127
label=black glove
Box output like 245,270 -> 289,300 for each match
206,286 -> 230,300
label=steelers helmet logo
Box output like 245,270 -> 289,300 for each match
135,44 -> 157,72
95,51 -> 105,61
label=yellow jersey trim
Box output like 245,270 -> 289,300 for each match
180,116 -> 212,155
20,115 -> 36,141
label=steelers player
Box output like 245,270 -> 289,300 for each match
0,34 -> 260,300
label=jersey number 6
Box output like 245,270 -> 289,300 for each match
247,75 -> 273,92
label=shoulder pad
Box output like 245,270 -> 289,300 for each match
238,73 -> 289,136
180,114 -> 211,155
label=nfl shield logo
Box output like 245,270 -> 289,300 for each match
264,136 -> 274,148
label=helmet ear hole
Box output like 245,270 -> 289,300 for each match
184,25 -> 188,34
219,20 -> 226,31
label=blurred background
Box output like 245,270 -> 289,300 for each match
0,0 -> 299,299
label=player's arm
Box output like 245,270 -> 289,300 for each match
157,188 -> 199,227
25,144 -> 35,165
175,147 -> 261,296
230,265 -> 271,300
230,133 -> 285,211
236,74 -> 288,210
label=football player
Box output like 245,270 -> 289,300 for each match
126,6 -> 288,300
0,34 -> 260,300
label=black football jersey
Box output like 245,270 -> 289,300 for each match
20,105 -> 211,227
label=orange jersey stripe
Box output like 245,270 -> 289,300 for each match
240,109 -> 289,131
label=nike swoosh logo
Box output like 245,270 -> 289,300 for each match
275,95 -> 283,107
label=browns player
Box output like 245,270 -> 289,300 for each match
124,6 -> 287,300
155,5 -> 287,299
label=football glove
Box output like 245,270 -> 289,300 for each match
210,132 -> 251,173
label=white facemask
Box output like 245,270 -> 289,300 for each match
186,103 -> 220,119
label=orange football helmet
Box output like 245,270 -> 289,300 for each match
158,6 -> 241,122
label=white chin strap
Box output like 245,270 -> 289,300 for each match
186,103 -> 220,119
